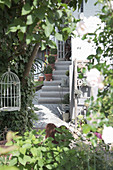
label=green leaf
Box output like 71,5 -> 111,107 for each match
36,7 -> 46,20
18,157 -> 26,166
22,3 -> 33,15
20,26 -> 26,33
46,165 -> 53,169
55,33 -> 63,41
41,42 -> 46,51
33,0 -> 37,7
26,34 -> 32,44
24,155 -> 31,163
38,159 -> 44,167
9,26 -> 18,32
9,158 -> 17,166
19,147 -> 26,155
18,32 -> 24,41
56,10 -> 63,18
27,14 -> 35,25
31,147 -> 37,157
22,143 -> 32,148
82,124 -> 91,134
3,0 -> 11,8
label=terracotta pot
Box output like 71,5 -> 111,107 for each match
48,63 -> 55,70
39,76 -> 44,81
45,74 -> 52,81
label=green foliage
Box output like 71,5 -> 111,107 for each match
81,1 -> 113,146
50,48 -> 57,55
62,93 -> 69,104
48,55 -> 55,64
65,70 -> 69,76
2,130 -> 113,170
44,65 -> 52,74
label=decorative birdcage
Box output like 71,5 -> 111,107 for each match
0,68 -> 21,111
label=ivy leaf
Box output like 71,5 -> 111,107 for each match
56,10 -> 63,18
26,34 -> 32,44
20,26 -> 26,33
36,7 -> 46,20
18,32 -> 24,41
55,33 -> 63,41
33,0 -> 37,7
22,3 -> 33,15
26,14 -> 35,25
1,0 -> 11,8
45,24 -> 54,37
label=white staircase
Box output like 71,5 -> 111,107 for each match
38,61 -> 71,104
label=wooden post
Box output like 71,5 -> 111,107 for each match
74,59 -> 78,130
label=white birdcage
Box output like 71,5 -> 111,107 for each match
0,68 -> 21,111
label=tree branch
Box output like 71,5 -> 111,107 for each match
22,43 -> 40,86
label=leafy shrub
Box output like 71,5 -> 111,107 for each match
48,55 -> 55,64
44,65 -> 52,74
1,130 -> 113,170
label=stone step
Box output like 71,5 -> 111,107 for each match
55,61 -> 71,66
53,75 -> 67,80
55,65 -> 69,70
38,97 -> 62,104
40,91 -> 68,98
43,80 -> 61,86
53,70 -> 68,75
41,86 -> 69,92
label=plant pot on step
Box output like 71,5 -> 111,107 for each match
44,65 -> 53,81
45,74 -> 52,81
48,55 -> 56,70
39,76 -> 44,81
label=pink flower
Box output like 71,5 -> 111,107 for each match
9,154 -> 12,160
94,132 -> 102,139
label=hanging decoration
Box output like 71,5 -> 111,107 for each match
0,67 -> 21,111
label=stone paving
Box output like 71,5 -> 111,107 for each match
33,90 -> 70,129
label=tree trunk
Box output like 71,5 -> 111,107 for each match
22,43 -> 40,86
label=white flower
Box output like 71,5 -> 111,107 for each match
102,125 -> 113,144
86,68 -> 104,89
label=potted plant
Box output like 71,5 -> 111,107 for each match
44,65 -> 52,81
48,55 -> 56,70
